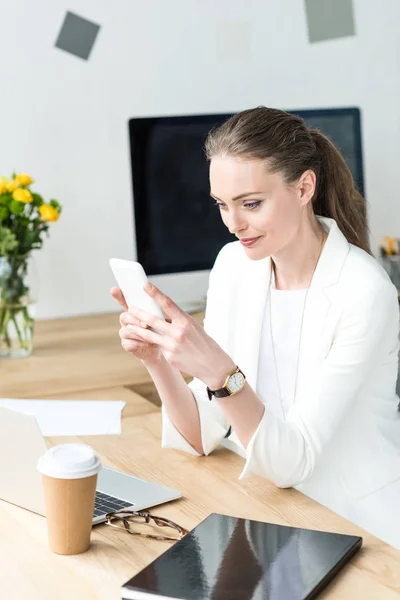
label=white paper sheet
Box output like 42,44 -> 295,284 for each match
0,399 -> 126,436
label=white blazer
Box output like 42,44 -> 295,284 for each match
162,216 -> 400,543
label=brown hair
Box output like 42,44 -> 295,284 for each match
205,106 -> 371,254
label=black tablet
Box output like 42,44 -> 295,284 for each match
122,512 -> 362,599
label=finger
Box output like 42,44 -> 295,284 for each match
120,325 -> 151,342
128,305 -> 172,335
143,283 -> 184,321
120,312 -> 149,329
111,287 -> 128,311
162,310 -> 172,324
121,338 -> 153,354
126,323 -> 172,350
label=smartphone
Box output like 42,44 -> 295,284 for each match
109,258 -> 165,321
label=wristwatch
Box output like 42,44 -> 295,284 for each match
207,366 -> 246,401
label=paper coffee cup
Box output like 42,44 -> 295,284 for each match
37,443 -> 101,555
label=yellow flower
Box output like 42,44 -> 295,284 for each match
12,188 -> 32,203
15,173 -> 33,186
39,204 -> 59,222
0,180 -> 6,195
6,179 -> 19,193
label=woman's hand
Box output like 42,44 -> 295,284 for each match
110,287 -> 163,364
122,282 -> 236,389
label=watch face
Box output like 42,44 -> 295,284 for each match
227,372 -> 244,394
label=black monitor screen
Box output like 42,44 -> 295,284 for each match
128,108 -> 364,275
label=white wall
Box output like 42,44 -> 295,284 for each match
1,0 -> 399,319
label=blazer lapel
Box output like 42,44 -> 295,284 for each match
296,217 -> 351,398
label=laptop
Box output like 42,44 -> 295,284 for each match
0,406 -> 181,524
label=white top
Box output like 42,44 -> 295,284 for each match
256,276 -> 308,421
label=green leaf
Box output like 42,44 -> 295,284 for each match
31,193 -> 44,207
0,193 -> 13,207
18,217 -> 30,228
49,199 -> 62,213
0,206 -> 8,222
0,227 -> 18,256
19,231 -> 39,252
9,200 -> 25,215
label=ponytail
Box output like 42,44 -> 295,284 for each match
309,129 -> 371,255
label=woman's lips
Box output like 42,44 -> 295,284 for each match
240,237 -> 261,247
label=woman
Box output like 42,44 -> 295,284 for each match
111,107 -> 400,550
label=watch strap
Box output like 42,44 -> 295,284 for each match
209,387 -> 231,399
206,366 -> 245,401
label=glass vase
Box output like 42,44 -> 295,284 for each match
0,255 -> 39,359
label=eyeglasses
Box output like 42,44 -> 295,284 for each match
104,510 -> 189,541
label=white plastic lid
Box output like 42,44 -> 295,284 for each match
37,443 -> 102,480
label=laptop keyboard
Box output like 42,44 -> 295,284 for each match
93,491 -> 133,518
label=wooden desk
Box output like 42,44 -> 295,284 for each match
1,408 -> 399,600
0,311 -> 204,400
1,313 -> 400,599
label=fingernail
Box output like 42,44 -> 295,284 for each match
144,282 -> 153,292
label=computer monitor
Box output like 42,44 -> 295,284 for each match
128,107 -> 364,312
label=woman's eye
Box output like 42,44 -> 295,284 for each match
244,201 -> 261,210
213,201 -> 261,210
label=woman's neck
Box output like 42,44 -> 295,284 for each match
271,216 -> 327,291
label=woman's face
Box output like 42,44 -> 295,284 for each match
209,156 -> 313,261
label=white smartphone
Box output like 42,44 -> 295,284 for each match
109,258 -> 165,321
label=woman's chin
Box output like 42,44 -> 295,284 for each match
243,245 -> 270,261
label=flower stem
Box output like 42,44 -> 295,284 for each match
0,306 -> 33,353
0,307 -> 6,334
22,306 -> 33,344
11,310 -> 26,350
0,308 -> 12,350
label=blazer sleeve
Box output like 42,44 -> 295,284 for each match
161,246 -> 232,456
240,280 -> 400,487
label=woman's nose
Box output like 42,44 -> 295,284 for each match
227,211 -> 247,236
